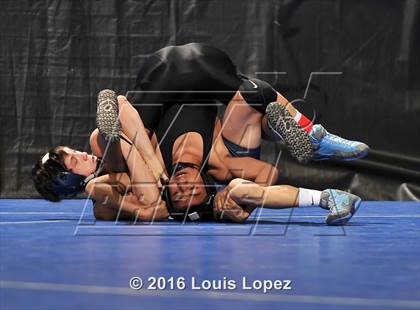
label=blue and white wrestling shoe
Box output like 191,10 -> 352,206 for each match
309,124 -> 369,161
320,189 -> 362,225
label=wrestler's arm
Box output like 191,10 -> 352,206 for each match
227,178 -> 298,208
86,173 -> 169,221
87,136 -> 169,221
224,156 -> 278,186
213,178 -> 298,223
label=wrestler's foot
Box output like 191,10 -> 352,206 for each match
96,89 -> 121,142
265,102 -> 313,163
310,125 -> 369,161
320,189 -> 361,225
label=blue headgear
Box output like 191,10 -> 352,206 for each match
51,172 -> 89,197
42,152 -> 98,198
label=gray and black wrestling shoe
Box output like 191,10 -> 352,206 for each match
96,89 -> 121,142
265,102 -> 313,163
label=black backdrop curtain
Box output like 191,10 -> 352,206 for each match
1,0 -> 419,200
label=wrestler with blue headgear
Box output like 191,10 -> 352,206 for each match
32,89 -> 170,221
32,147 -> 100,201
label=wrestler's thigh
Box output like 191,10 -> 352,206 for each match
221,92 -> 263,148
90,128 -> 127,172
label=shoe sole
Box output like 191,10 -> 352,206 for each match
339,147 -> 369,161
314,147 -> 370,161
96,89 -> 121,142
327,198 -> 362,226
265,102 -> 313,163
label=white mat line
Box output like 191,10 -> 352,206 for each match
0,280 -> 418,308
0,220 -> 69,225
255,215 -> 420,218
1,213 -> 419,218
0,212 -> 81,215
1,216 -> 419,226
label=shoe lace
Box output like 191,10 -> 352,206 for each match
325,133 -> 356,147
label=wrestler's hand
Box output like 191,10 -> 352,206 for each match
159,171 -> 170,186
213,188 -> 250,223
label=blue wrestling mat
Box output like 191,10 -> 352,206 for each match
0,199 -> 419,309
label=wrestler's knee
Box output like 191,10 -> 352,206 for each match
267,165 -> 279,185
93,204 -> 118,221
239,78 -> 278,114
89,128 -> 104,157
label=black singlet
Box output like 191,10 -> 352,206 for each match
127,43 -> 242,175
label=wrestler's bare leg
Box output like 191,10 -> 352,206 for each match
221,91 -> 298,149
221,91 -> 263,149
91,95 -> 168,183
117,95 -> 169,183
90,129 -> 127,172
222,88 -> 368,163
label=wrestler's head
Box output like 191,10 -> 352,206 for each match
168,165 -> 209,210
59,147 -> 98,176
32,146 -> 98,201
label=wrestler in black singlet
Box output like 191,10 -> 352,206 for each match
126,43 -> 280,220
127,43 -> 243,176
